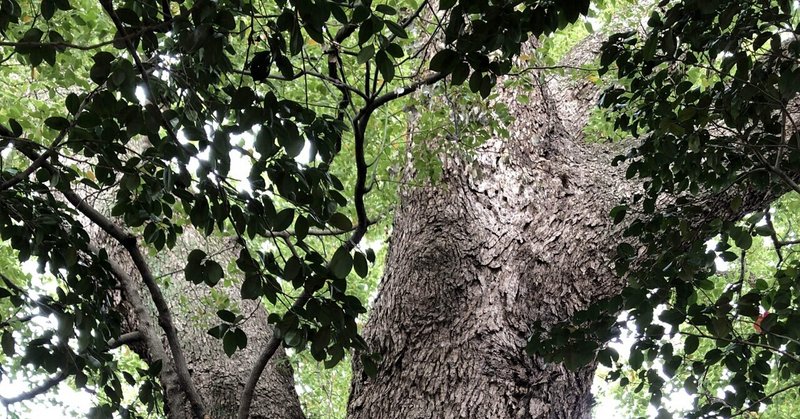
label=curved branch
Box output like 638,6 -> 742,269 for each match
238,68 -> 447,419
0,372 -> 66,406
99,0 -> 189,162
73,190 -> 206,418
14,145 -> 205,418
107,331 -> 143,350
88,244 -> 187,417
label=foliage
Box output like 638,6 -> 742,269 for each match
0,0 -> 595,416
530,0 -> 800,417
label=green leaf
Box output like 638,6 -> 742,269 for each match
53,0 -> 71,11
630,348 -> 644,370
329,247 -> 353,279
610,205 -> 627,224
353,251 -> 368,278
295,215 -> 309,241
207,324 -> 227,339
734,233 -> 753,250
711,317 -> 731,338
289,19 -> 303,55
385,43 -> 404,58
375,4 -> 396,15
375,50 -> 394,83
232,328 -> 247,349
597,347 -> 618,368
41,0 -> 55,20
284,329 -> 302,347
223,331 -> 238,356
241,274 -> 262,300
90,61 -> 112,84
328,212 -> 352,230
357,45 -> 375,64
284,256 -> 302,282
439,0 -> 457,10
430,49 -> 459,73
273,208 -> 295,231
44,116 -> 70,130
451,62 -> 470,85
683,335 -> 699,355
8,119 -> 23,136
385,20 -> 407,38
217,309 -> 236,323
75,370 -> 87,389
311,326 -> 330,360
1,331 -> 14,356
755,225 -> 774,236
185,249 -> 206,284
204,259 -> 224,286
658,309 -> 685,326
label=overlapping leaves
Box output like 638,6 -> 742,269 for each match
529,0 -> 800,416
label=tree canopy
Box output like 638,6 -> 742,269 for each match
0,0 -> 799,417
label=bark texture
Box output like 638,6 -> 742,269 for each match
92,225 -> 305,419
348,35 -> 800,419
348,68 -> 633,418
159,233 -> 306,419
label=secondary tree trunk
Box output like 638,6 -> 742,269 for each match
158,233 -> 306,419
348,64 -> 632,418
92,226 -> 305,419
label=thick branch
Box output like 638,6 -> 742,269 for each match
107,331 -> 143,350
74,194 -> 205,417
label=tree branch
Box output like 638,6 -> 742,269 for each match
264,217 -> 380,239
87,243 -> 187,417
0,372 -> 66,407
368,71 -> 446,112
107,331 -> 143,350
0,86 -> 99,192
0,313 -> 37,329
0,20 -> 173,52
14,144 -> 205,417
99,0 -> 188,162
237,63 -> 405,419
76,194 -> 206,417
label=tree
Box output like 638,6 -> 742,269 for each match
1,0 -> 799,419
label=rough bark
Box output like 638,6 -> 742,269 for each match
348,35 -> 800,419
90,214 -> 305,419
348,68 -> 633,418
172,282 -> 304,419
158,232 -> 306,419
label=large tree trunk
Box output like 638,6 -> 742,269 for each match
348,65 -> 632,418
348,32 -> 798,419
